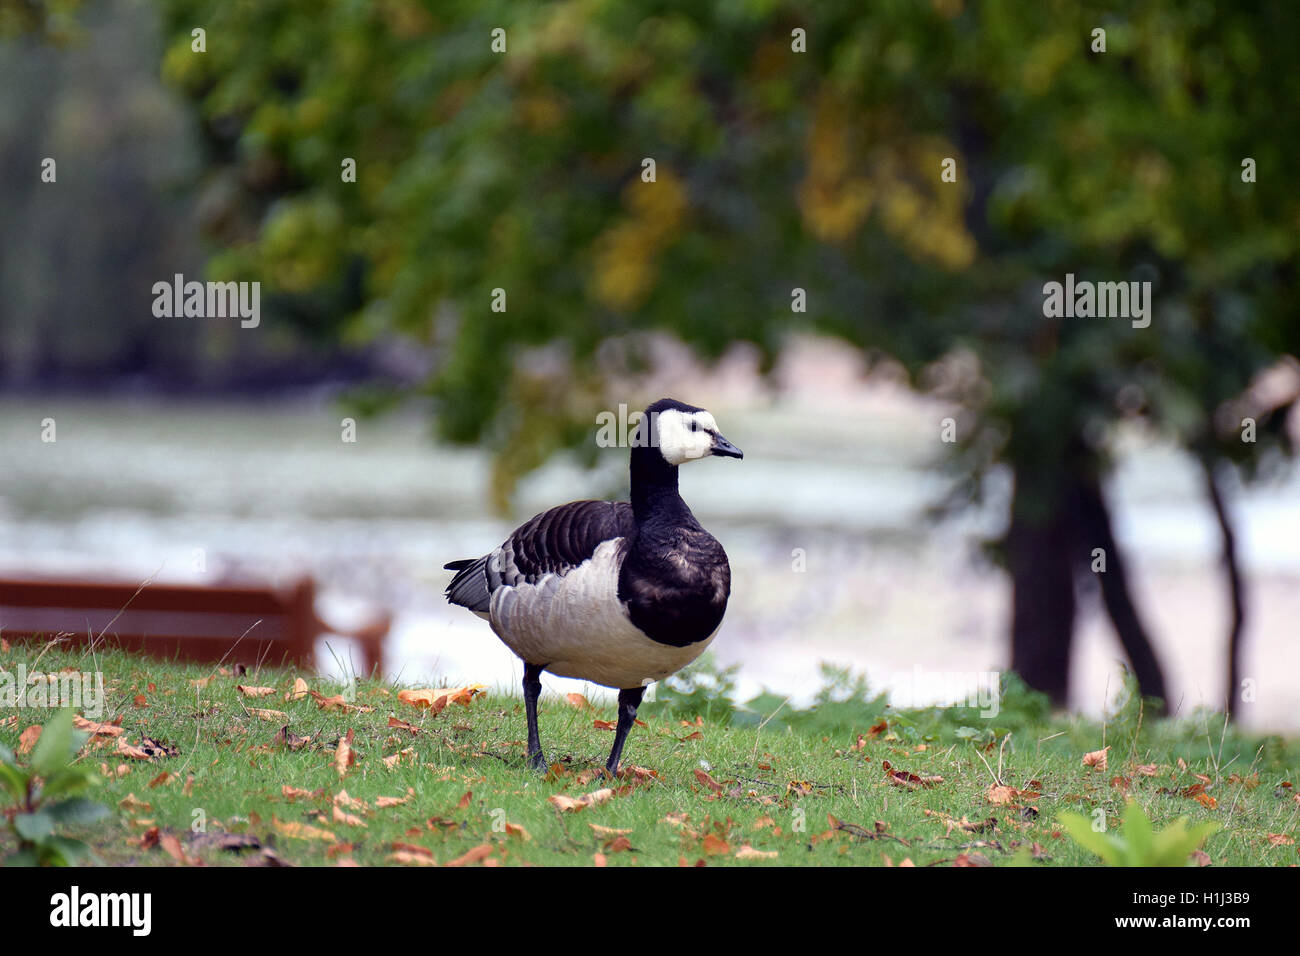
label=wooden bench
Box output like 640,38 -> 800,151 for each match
0,575 -> 390,675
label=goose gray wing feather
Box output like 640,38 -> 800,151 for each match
444,500 -> 635,613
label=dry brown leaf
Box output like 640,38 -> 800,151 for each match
735,845 -> 778,859
700,833 -> 731,856
383,748 -> 415,769
397,685 -> 485,712
549,788 -> 615,813
332,805 -> 368,828
286,677 -> 311,701
1082,747 -> 1110,770
986,784 -> 1020,805
1266,833 -> 1295,847
158,833 -> 193,865
589,824 -> 632,838
505,822 -> 531,841
335,729 -> 355,779
272,725 -> 310,750
17,725 -> 41,755
389,850 -> 437,866
273,817 -> 337,843
119,793 -> 152,812
236,685 -> 276,698
375,794 -> 409,809
247,707 -> 289,722
694,769 -> 725,794
445,844 -> 493,867
73,716 -> 124,737
565,693 -> 590,710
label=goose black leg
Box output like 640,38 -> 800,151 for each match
523,663 -> 547,772
604,686 -> 646,775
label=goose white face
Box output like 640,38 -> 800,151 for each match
654,408 -> 738,465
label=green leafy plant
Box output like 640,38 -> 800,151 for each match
1058,800 -> 1220,867
1,708 -> 109,866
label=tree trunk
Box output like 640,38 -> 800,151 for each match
1070,475 -> 1168,711
1203,458 -> 1246,717
1007,469 -> 1077,705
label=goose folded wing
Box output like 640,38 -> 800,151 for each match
445,500 -> 634,611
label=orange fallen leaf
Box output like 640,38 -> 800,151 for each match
158,833 -> 193,865
593,719 -> 616,731
397,685 -> 485,712
589,824 -> 632,838
236,685 -> 276,698
335,729 -> 355,779
1266,833 -> 1294,847
286,677 -> 311,701
735,845 -> 778,859
389,850 -> 437,866
549,788 -> 615,812
505,822 -> 531,841
986,784 -> 1020,805
700,833 -> 731,856
333,805 -> 368,828
273,817 -> 337,843
247,708 -> 289,722
1082,747 -> 1110,770
17,725 -> 41,755
694,769 -> 725,794
445,844 -> 493,867
565,693 -> 590,710
73,716 -> 124,737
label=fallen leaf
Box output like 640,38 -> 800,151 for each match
735,845 -> 778,859
1082,747 -> 1110,770
236,685 -> 276,698
549,788 -> 615,812
986,784 -> 1020,805
565,693 -> 590,710
273,817 -> 337,843
1267,833 -> 1295,847
17,725 -> 41,754
335,729 -> 355,779
445,844 -> 493,867
247,708 -> 289,722
397,685 -> 485,712
272,725 -> 310,750
700,833 -> 731,856
286,677 -> 311,701
694,769 -> 725,794
73,717 -> 124,737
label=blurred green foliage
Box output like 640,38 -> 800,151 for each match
142,0 -> 1297,508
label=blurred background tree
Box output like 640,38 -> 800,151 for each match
5,0 -> 1297,712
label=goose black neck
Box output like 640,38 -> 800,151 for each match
630,445 -> 680,523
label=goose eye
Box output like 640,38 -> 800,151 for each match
689,420 -> 700,432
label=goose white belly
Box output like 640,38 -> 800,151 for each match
488,538 -> 717,688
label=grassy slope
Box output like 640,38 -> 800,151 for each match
1,643 -> 1296,867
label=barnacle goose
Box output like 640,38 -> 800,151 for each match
444,398 -> 743,775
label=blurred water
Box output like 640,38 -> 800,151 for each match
1,396 -> 1297,729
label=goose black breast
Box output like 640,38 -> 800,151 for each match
617,519 -> 731,648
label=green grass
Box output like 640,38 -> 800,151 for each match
1,642 -> 1297,867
